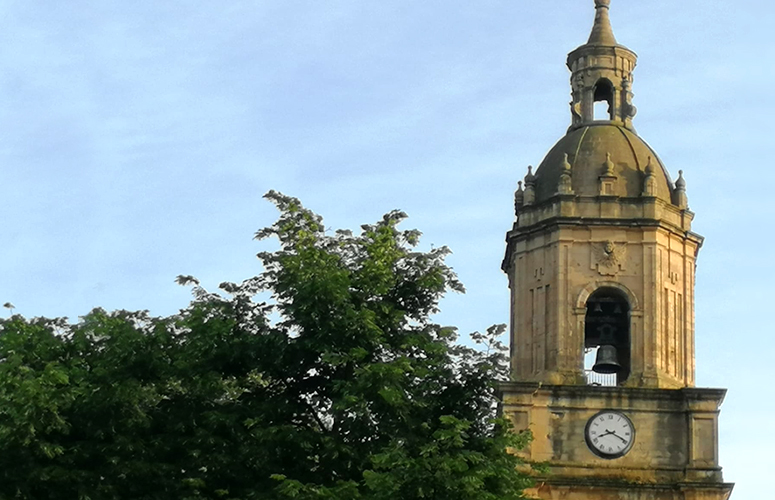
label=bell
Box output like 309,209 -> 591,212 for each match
592,345 -> 621,374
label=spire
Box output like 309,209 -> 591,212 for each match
588,0 -> 617,46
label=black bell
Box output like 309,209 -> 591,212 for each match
592,345 -> 621,374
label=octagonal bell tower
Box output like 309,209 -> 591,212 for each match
500,2 -> 733,499
505,0 -> 698,390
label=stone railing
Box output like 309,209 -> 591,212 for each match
584,370 -> 617,387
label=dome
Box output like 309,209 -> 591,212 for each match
533,124 -> 673,203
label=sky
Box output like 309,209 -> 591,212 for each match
0,0 -> 772,496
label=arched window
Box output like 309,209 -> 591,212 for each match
592,78 -> 614,121
584,287 -> 630,386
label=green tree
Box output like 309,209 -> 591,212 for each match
0,192 -> 532,499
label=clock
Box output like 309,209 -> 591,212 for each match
584,410 -> 635,459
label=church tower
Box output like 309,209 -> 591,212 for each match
500,1 -> 733,498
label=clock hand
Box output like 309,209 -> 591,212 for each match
608,431 -> 628,444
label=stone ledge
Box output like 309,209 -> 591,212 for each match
533,477 -> 733,489
526,479 -> 734,500
498,381 -> 727,405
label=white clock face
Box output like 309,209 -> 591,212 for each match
585,411 -> 635,459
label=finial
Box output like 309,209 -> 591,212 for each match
644,156 -> 654,175
514,181 -> 524,214
675,170 -> 686,189
588,0 -> 617,46
557,154 -> 575,195
642,157 -> 656,197
524,165 -> 536,185
561,153 -> 572,172
603,153 -> 615,176
673,170 -> 688,208
523,169 -> 536,206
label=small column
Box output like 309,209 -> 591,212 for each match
612,85 -> 622,122
582,90 -> 595,123
622,78 -> 637,129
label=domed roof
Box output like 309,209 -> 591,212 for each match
533,124 -> 673,203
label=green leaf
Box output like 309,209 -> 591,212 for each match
0,193 -> 532,500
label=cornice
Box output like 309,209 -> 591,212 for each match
497,381 -> 727,405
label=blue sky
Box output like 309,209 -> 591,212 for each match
0,1 -> 772,496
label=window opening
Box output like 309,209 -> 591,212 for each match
593,79 -> 614,121
584,288 -> 630,386
593,101 -> 610,121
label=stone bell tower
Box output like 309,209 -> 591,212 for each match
500,1 -> 733,499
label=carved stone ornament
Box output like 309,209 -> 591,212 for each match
592,240 -> 627,276
574,71 -> 585,89
571,100 -> 582,120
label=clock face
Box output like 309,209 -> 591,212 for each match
585,411 -> 635,459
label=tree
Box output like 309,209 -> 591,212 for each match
0,191 -> 532,499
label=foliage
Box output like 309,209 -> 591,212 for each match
0,191 -> 532,499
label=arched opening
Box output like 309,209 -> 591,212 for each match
584,287 -> 630,386
592,78 -> 614,121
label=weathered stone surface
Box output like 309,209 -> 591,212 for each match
504,221 -> 702,389
501,1 -> 732,499
530,124 -> 673,204
501,383 -> 726,478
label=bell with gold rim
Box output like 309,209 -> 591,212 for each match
592,345 -> 621,374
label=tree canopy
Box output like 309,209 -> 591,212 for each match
0,192 -> 532,499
